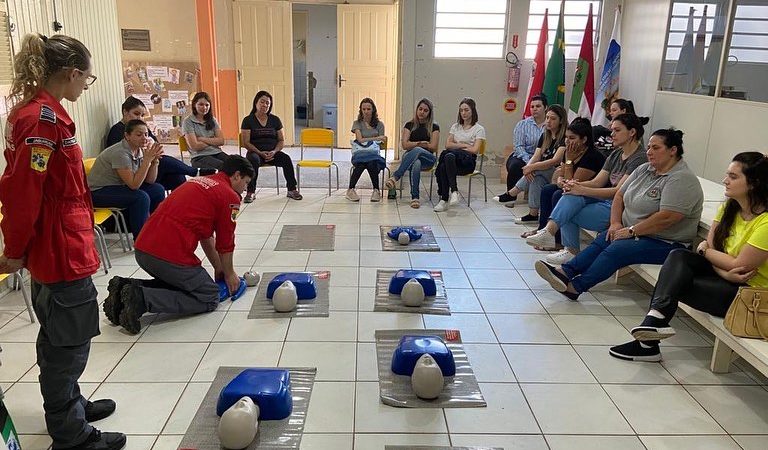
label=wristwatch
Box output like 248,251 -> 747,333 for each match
628,226 -> 638,240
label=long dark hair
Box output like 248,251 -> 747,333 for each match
410,98 -> 434,134
191,91 -> 216,131
249,90 -> 273,116
567,117 -> 595,153
613,113 -> 646,142
456,97 -> 478,126
541,104 -> 567,153
713,152 -> 768,252
121,96 -> 146,114
357,98 -> 379,128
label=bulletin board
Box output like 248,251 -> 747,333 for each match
122,61 -> 200,144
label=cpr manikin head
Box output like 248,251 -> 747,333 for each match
218,396 -> 259,449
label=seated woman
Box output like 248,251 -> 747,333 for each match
526,114 -> 648,265
88,119 -> 165,239
433,98 -> 485,212
240,90 -> 302,202
611,152 -> 768,362
182,92 -> 228,170
534,128 -> 704,301
346,97 -> 387,202
525,117 -> 605,248
594,98 -> 649,157
107,96 -> 204,191
495,93 -> 547,203
500,105 -> 567,223
384,98 -> 440,209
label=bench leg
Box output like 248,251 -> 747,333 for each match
710,337 -> 734,373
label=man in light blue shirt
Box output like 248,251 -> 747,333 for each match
495,94 -> 547,203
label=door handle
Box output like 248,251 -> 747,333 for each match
338,74 -> 346,88
237,69 -> 242,81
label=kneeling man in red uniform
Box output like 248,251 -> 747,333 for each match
103,155 -> 254,334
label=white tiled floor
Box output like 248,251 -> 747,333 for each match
2,175 -> 768,450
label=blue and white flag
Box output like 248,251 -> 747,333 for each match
593,6 -> 621,126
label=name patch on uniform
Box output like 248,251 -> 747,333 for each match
229,203 -> 240,222
30,146 -> 53,172
647,187 -> 660,199
25,136 -> 56,150
39,105 -> 57,124
62,136 -> 78,147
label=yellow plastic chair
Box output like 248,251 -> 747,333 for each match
0,210 -> 35,323
178,135 -> 190,163
83,158 -> 133,253
296,128 -> 339,196
239,134 -> 281,194
429,139 -> 488,206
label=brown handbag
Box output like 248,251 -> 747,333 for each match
724,287 -> 768,340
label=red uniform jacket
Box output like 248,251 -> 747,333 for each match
135,172 -> 240,266
0,90 -> 100,283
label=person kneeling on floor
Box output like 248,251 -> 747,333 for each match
103,155 -> 255,334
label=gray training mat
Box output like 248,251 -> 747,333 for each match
375,329 -> 486,408
179,366 -> 317,450
248,271 -> 331,319
386,447 -> 502,450
380,225 -> 440,251
375,269 -> 450,315
275,224 -> 335,251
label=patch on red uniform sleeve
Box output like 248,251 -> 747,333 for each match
39,105 -> 57,124
25,137 -> 56,150
230,203 -> 240,222
31,146 -> 53,172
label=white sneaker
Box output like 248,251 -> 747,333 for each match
449,191 -> 460,205
371,189 -> 381,202
526,229 -> 556,249
345,188 -> 359,202
545,249 -> 575,265
433,200 -> 449,212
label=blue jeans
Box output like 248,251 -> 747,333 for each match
561,230 -> 684,293
157,156 -> 196,191
393,147 -> 436,199
515,167 -> 555,209
91,183 -> 165,239
550,195 -> 612,250
538,184 -> 563,244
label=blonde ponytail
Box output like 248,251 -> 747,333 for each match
9,33 -> 91,115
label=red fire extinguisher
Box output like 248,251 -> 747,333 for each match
506,51 -> 520,92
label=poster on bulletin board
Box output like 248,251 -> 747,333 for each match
121,61 -> 200,144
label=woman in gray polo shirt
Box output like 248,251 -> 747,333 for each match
534,128 -> 704,301
89,119 -> 165,239
182,92 -> 228,170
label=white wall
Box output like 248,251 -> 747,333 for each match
294,4 -> 337,128
399,0 -> 621,160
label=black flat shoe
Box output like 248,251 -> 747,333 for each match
609,340 -> 662,362
85,399 -> 116,422
55,429 -> 126,450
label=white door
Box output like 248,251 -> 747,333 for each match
337,4 -> 397,150
233,0 -> 295,144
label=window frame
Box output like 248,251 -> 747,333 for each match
433,0 -> 509,60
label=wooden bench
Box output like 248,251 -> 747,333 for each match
627,177 -> 768,377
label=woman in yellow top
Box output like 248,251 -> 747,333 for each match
611,152 -> 768,362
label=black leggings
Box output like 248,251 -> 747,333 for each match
349,161 -> 381,189
649,248 -> 742,324
506,155 -> 526,190
245,151 -> 297,193
191,152 -> 228,170
435,149 -> 476,201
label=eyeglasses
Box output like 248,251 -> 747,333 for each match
67,67 -> 97,86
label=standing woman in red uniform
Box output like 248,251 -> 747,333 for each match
0,34 -> 126,450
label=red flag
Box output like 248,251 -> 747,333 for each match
568,3 -> 595,120
523,9 -> 548,118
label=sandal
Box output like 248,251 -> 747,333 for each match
534,245 -> 561,252
410,199 -> 420,209
385,177 -> 398,190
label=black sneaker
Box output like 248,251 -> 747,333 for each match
103,277 -> 130,326
494,192 -> 515,203
85,399 -> 116,422
55,428 -> 126,450
534,260 -> 569,292
515,214 -> 539,224
609,340 -> 662,362
118,282 -> 146,335
631,315 -> 676,341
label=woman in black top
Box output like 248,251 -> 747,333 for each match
240,91 -> 301,202
106,96 -> 204,191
